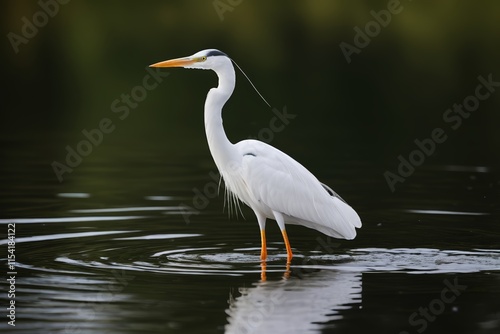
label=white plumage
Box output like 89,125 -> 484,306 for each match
150,49 -> 361,263
235,139 -> 361,239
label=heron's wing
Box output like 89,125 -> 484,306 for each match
235,140 -> 361,239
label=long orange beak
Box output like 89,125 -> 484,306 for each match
149,57 -> 196,68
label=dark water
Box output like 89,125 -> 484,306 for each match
1,138 -> 499,334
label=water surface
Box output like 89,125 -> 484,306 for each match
1,138 -> 499,334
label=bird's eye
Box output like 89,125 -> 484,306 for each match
200,56 -> 207,62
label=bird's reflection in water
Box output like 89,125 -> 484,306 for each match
259,262 -> 291,281
225,268 -> 362,334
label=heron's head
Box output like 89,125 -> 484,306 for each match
150,49 -> 230,71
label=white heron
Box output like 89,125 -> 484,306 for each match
150,49 -> 361,263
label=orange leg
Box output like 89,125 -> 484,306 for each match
284,262 -> 291,279
281,230 -> 293,263
260,229 -> 267,261
260,261 -> 267,281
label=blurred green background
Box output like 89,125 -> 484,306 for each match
2,0 -> 500,182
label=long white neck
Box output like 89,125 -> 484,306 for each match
204,59 -> 239,173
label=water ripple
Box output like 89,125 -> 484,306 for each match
47,245 -> 500,277
71,206 -> 180,213
405,209 -> 490,216
0,230 -> 136,246
0,216 -> 146,224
